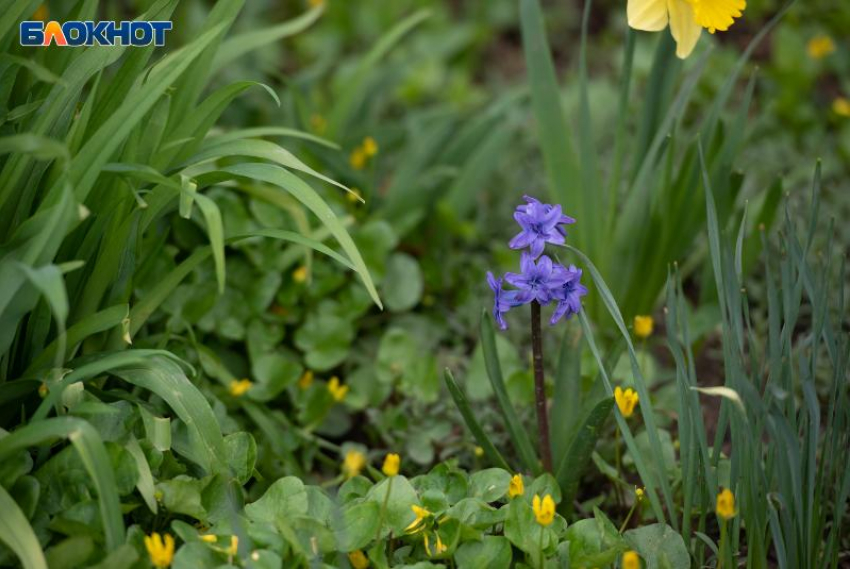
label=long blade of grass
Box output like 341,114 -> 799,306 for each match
0,484 -> 47,569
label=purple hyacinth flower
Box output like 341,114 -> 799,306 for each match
509,195 -> 576,258
505,253 -> 569,305
487,271 -> 520,330
549,264 -> 588,324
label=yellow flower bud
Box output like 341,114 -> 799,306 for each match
327,377 -> 348,402
532,494 -> 555,526
633,315 -> 654,339
382,453 -> 400,477
508,474 -> 524,499
614,386 -> 639,418
348,550 -> 369,569
342,450 -> 367,479
716,487 -> 736,520
622,550 -> 641,569
229,379 -> 252,397
807,35 -> 836,60
144,532 -> 175,568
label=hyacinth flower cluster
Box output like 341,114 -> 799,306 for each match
487,196 -> 588,330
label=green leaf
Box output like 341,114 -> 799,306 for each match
624,523 -> 690,569
0,484 -> 47,569
468,468 -> 511,503
224,432 -> 257,485
455,536 -> 512,569
555,396 -> 614,515
382,253 -> 423,312
565,509 -> 627,567
245,476 -> 308,523
333,501 -> 380,552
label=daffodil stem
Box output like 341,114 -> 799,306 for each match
376,476 -> 394,542
531,301 -> 553,473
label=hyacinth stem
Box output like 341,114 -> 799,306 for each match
530,301 -> 553,472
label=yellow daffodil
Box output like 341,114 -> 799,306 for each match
833,98 -> 850,118
628,0 -> 745,59
532,494 -> 555,526
144,532 -> 175,568
298,370 -> 314,389
405,504 -> 433,533
623,550 -> 641,569
508,474 -> 525,499
328,377 -> 349,402
615,386 -> 640,418
229,379 -> 252,397
716,487 -> 736,520
343,450 -> 367,478
310,113 -> 327,134
293,265 -> 308,283
634,315 -> 654,339
361,136 -> 378,158
807,35 -> 836,59
382,453 -> 400,476
348,550 -> 369,569
199,534 -> 217,543
227,535 -> 238,556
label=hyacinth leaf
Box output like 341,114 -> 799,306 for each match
480,310 -> 540,474
444,369 -> 512,471
0,485 -> 46,569
556,396 -> 614,515
0,417 -> 124,551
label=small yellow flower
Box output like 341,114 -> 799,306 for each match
424,532 -> 447,557
623,550 -> 641,569
298,370 -> 314,389
199,534 -> 217,543
635,487 -> 645,501
144,532 -> 175,568
32,4 -> 48,20
328,377 -> 348,402
532,494 -> 555,526
342,450 -> 367,479
434,533 -> 447,554
833,98 -> 850,118
716,487 -> 736,520
807,35 -> 836,59
227,535 -> 238,556
347,188 -> 363,203
508,474 -> 525,499
310,113 -> 327,134
614,386 -> 640,418
405,504 -> 432,533
229,379 -> 252,397
361,136 -> 378,158
382,453 -> 400,477
293,265 -> 309,283
634,315 -> 654,339
474,446 -> 484,457
349,147 -> 367,170
348,550 -> 369,569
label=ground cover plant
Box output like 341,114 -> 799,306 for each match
0,0 -> 848,568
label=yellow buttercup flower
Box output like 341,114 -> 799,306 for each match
508,474 -> 525,499
532,494 -> 555,526
347,188 -> 363,203
229,379 -> 252,397
298,370 -> 314,389
348,550 -> 369,569
293,265 -> 308,283
361,136 -> 378,158
689,0 -> 746,34
227,535 -> 238,556
623,550 -> 641,569
635,486 -> 645,501
425,532 -> 447,556
716,487 -> 736,520
615,386 -> 640,418
833,98 -> 850,118
144,532 -> 175,568
634,315 -> 654,339
349,148 -> 366,170
343,450 -> 367,478
807,35 -> 836,59
405,504 -> 433,533
310,113 -> 327,134
328,377 -> 349,402
382,453 -> 400,477
199,534 -> 217,543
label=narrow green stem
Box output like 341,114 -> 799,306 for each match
614,427 -> 623,506
719,519 -> 727,569
375,476 -> 394,542
531,301 -> 553,472
537,525 -> 545,569
619,500 -> 638,533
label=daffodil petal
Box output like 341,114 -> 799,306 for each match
667,0 -> 702,59
628,0 -> 669,31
